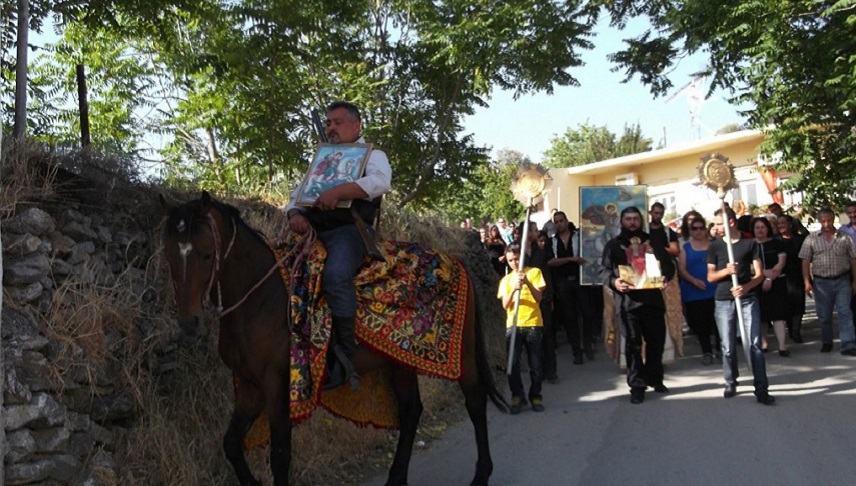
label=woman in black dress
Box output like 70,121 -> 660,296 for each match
485,224 -> 507,276
777,215 -> 807,342
753,217 -> 790,356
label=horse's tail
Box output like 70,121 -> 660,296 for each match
471,276 -> 510,414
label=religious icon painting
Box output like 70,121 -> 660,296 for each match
618,236 -> 665,289
295,143 -> 372,208
578,185 -> 648,285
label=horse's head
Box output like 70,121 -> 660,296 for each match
161,191 -> 231,330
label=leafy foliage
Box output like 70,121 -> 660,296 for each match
542,122 -> 652,168
604,0 -> 856,210
3,0 -> 602,207
436,148 -> 528,225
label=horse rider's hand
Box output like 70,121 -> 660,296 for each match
614,277 -> 634,293
288,213 -> 310,234
314,188 -> 340,211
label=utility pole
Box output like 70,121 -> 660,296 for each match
76,64 -> 91,148
13,0 -> 29,142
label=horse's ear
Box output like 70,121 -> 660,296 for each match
201,190 -> 212,207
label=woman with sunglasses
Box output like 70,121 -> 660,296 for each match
678,215 -> 720,364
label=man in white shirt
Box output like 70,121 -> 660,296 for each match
285,101 -> 391,388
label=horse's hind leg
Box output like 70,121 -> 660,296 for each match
386,366 -> 423,486
460,375 -> 493,486
224,377 -> 264,486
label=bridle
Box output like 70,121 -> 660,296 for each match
176,210 -> 316,318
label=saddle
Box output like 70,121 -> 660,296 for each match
242,236 -> 469,449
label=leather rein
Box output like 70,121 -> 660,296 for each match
186,212 -> 315,318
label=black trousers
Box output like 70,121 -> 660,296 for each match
553,278 -> 590,356
620,305 -> 666,392
506,327 -> 544,400
578,285 -> 604,343
541,299 -> 557,378
851,293 -> 856,336
684,299 -> 720,354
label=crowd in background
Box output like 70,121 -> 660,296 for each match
463,199 -> 856,410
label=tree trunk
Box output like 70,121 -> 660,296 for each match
0,44 -> 5,486
13,0 -> 29,142
76,64 -> 91,148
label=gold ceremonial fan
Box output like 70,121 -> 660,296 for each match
698,152 -> 738,198
511,162 -> 550,206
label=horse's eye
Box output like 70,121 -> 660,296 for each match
202,253 -> 213,261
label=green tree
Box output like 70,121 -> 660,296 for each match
7,0 -> 604,205
604,0 -> 856,210
542,122 -> 652,168
437,148 -> 528,224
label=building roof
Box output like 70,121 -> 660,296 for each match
563,129 -> 764,176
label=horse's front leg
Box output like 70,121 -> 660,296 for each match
264,366 -> 292,486
386,366 -> 423,486
224,376 -> 264,486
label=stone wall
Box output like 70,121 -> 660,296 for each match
2,202 -> 170,485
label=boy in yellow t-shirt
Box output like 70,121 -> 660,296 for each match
497,243 -> 547,414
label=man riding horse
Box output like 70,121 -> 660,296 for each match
284,101 -> 391,389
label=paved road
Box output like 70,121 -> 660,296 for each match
364,313 -> 856,485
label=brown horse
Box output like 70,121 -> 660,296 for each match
161,192 -> 508,486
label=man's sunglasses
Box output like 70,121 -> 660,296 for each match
691,226 -> 706,231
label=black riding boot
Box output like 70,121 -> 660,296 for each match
324,316 -> 360,390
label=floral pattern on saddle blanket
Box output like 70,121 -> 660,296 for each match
271,234 -> 469,427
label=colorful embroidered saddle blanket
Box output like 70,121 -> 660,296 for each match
243,234 -> 469,448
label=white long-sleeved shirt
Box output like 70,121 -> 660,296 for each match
284,136 -> 391,214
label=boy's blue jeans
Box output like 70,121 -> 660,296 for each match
506,327 -> 544,401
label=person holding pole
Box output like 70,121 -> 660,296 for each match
601,207 -> 669,404
498,243 -> 547,414
707,207 -> 775,405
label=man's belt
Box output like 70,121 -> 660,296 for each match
813,272 -> 850,280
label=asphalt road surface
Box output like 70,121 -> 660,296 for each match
364,310 -> 856,485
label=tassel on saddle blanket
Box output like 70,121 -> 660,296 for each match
242,234 -> 469,449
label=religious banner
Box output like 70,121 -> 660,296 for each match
578,185 -> 648,285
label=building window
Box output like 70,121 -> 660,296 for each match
652,193 -> 677,218
739,182 -> 758,206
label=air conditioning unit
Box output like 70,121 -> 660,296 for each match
615,172 -> 638,186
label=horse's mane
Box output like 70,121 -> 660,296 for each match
166,196 -> 272,250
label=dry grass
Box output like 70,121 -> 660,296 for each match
43,266 -> 151,392
0,142 -> 59,217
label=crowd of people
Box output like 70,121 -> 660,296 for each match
474,200 -> 856,410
